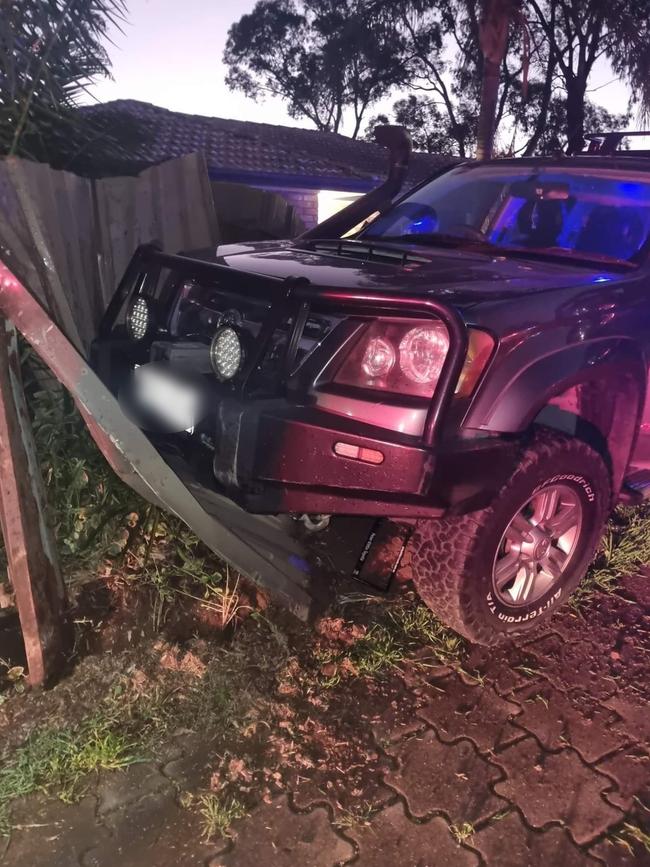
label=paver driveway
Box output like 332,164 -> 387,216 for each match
2,570 -> 649,867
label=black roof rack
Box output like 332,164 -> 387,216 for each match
567,131 -> 650,157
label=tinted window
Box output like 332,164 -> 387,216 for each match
363,165 -> 650,264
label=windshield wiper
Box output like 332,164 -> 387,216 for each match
366,234 -> 634,269
368,232 -> 500,252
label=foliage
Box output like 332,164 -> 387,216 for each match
615,823 -> 650,856
510,91 -> 630,155
526,0 -> 650,152
450,822 -> 475,843
223,0 -> 407,137
26,371 -> 144,578
365,94 -> 475,156
0,0 -> 146,172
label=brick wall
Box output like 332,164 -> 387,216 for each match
259,186 -> 320,230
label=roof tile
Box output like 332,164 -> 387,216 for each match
81,99 -> 456,186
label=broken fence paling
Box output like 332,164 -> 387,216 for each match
0,153 -> 311,683
0,152 -> 219,353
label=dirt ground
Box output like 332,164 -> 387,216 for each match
0,563 -> 649,867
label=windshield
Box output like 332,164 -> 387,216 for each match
361,165 -> 650,266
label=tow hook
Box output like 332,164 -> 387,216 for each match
298,514 -> 331,532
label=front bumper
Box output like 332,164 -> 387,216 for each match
157,392 -> 519,518
93,338 -> 519,518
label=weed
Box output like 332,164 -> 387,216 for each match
451,822 -> 474,843
514,665 -> 540,678
387,603 -> 465,661
615,822 -> 650,854
334,802 -> 378,829
196,793 -> 246,840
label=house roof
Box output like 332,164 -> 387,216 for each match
80,99 -> 457,190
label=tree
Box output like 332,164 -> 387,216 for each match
382,0 -> 529,157
0,0 -> 131,170
365,94 -> 475,155
527,0 -> 650,152
223,0 -> 407,137
511,91 -> 630,154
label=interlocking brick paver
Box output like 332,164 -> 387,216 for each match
85,788 -> 207,867
462,643 -> 545,697
417,675 -> 521,753
472,810 -> 601,866
4,794 -> 111,867
349,801 -> 479,866
512,681 -> 628,763
96,762 -> 173,816
494,737 -> 623,845
290,777 -> 395,815
218,797 -> 354,867
370,695 -> 427,746
384,729 -> 506,825
524,634 -> 616,699
597,746 -> 650,811
605,697 -> 650,747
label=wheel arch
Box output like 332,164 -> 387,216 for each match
466,338 -> 646,499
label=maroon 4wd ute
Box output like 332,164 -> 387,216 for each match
93,128 -> 650,645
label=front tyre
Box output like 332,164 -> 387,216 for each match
411,431 -> 611,645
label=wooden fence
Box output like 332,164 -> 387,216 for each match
0,151 -> 306,683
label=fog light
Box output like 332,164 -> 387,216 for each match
210,326 -> 242,381
126,296 -> 150,340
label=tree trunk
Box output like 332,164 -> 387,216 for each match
566,79 -> 587,154
523,50 -> 555,156
476,0 -> 516,160
476,57 -> 502,160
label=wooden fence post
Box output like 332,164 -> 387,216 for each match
0,315 -> 68,686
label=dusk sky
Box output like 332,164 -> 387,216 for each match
85,0 -> 635,138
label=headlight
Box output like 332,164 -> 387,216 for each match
361,336 -> 395,379
126,296 -> 150,341
399,325 -> 448,384
210,326 -> 243,381
334,318 -> 449,398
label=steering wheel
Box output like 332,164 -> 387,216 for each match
447,223 -> 488,241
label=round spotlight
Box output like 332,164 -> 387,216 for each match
126,296 -> 150,341
210,326 -> 242,381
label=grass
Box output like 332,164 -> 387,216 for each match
316,599 -> 465,686
613,822 -> 650,855
572,503 -> 650,607
0,716 -> 141,834
0,641 -> 244,836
